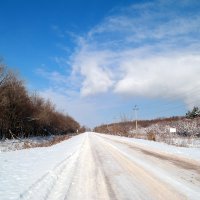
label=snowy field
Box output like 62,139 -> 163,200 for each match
0,134 -> 85,200
0,132 -> 200,200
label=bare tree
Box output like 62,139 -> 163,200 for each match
0,61 -> 80,139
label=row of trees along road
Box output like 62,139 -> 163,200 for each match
0,61 -> 80,139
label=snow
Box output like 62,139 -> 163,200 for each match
0,133 -> 85,200
99,133 -> 200,162
97,135 -> 200,199
0,135 -> 62,152
0,132 -> 200,200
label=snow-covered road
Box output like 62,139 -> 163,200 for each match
1,132 -> 200,200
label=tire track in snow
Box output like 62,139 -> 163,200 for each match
92,134 -> 185,200
63,134 -> 111,200
18,135 -> 87,200
96,133 -> 200,199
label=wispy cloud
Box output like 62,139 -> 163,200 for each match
38,0 -> 200,126
69,0 -> 200,107
36,68 -> 68,84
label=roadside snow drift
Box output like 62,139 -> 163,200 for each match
0,134 -> 85,200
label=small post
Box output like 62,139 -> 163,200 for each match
133,105 -> 139,131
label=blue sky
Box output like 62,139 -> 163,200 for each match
1,0 -> 200,127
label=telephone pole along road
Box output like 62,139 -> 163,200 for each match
1,132 -> 200,200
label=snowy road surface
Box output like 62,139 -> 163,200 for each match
1,132 -> 200,200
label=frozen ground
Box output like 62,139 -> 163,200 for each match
0,132 -> 200,200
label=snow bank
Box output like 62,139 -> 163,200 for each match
0,133 -> 86,200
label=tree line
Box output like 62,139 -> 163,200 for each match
94,116 -> 184,136
0,61 -> 80,139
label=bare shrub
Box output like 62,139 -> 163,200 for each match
130,133 -> 147,139
147,131 -> 156,141
22,134 -> 73,150
95,116 -> 200,147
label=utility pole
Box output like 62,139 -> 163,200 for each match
133,105 -> 139,131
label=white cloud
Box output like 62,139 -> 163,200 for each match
37,0 -> 200,127
114,54 -> 200,103
71,44 -> 115,96
68,0 -> 200,108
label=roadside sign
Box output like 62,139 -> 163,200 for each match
169,128 -> 176,133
